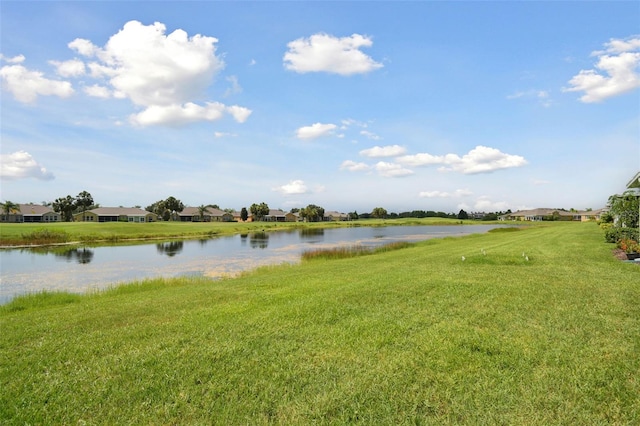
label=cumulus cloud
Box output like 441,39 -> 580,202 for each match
375,161 -> 413,178
67,20 -> 251,126
0,64 -> 74,103
397,145 -> 527,174
49,58 -> 85,77
284,33 -> 383,75
0,54 -> 25,64
340,160 -> 370,172
84,84 -> 112,98
296,122 -> 337,140
273,180 -> 309,195
360,144 -> 406,158
419,189 -> 472,198
473,196 -> 510,212
0,151 -> 54,180
360,130 -> 380,140
564,36 -> 640,102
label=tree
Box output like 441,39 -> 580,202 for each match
146,200 -> 170,221
196,204 -> 214,222
300,204 -> 325,222
240,207 -> 248,222
348,211 -> 359,220
1,201 -> 20,220
371,207 -> 387,219
250,202 -> 269,221
164,196 -> 185,220
457,209 -> 469,220
608,191 -> 639,229
53,195 -> 76,221
75,191 -> 94,214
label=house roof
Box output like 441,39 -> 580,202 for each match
88,207 -> 153,216
19,204 -> 57,216
267,209 -> 287,217
179,206 -> 230,217
627,171 -> 640,189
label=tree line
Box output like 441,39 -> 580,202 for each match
2,191 -> 511,222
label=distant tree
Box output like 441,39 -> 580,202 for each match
250,202 -> 269,221
146,200 -> 170,221
240,207 -> 248,222
1,201 -> 20,217
457,209 -> 469,220
300,204 -> 325,222
75,191 -> 94,214
53,195 -> 76,221
371,207 -> 387,219
164,196 -> 185,220
348,211 -> 359,220
483,212 -> 498,221
290,207 -> 300,214
196,204 -> 214,222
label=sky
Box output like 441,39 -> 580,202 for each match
1,1 -> 639,214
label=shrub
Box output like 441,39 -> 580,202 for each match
604,227 -> 639,243
20,228 -> 70,245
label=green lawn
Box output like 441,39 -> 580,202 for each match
1,222 -> 638,424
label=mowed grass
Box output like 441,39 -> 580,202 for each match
1,222 -> 639,424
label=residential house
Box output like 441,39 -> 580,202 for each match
75,207 -> 157,223
499,208 -> 603,222
178,207 -> 233,222
0,204 -> 60,223
324,211 -> 349,221
262,209 -> 296,222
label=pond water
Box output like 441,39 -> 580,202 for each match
0,225 -> 501,303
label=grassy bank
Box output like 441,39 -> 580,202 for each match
1,222 -> 638,424
0,217 -> 476,247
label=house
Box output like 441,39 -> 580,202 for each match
75,207 -> 157,223
324,211 -> 349,221
499,208 -> 603,222
0,204 -> 60,223
262,209 -> 296,222
20,204 -> 61,223
177,207 -> 233,222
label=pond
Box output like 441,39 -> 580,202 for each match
0,224 -> 501,303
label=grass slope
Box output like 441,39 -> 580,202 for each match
1,223 -> 638,424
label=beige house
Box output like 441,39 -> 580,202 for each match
324,211 -> 349,221
75,207 -> 157,223
0,204 -> 61,223
178,207 -> 233,222
499,208 -> 603,222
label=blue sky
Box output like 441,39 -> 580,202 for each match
1,1 -> 639,214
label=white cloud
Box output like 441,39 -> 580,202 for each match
296,122 -> 337,140
340,160 -> 370,172
564,36 -> 640,102
284,33 -> 383,75
49,58 -> 85,77
0,64 -> 74,103
67,20 -> 251,126
375,161 -> 414,178
129,102 -> 251,127
84,84 -> 111,98
419,189 -> 472,198
359,144 -> 406,158
472,196 -> 510,212
506,89 -> 552,107
0,151 -> 54,180
224,75 -> 242,97
273,180 -> 309,195
397,145 -> 527,174
360,130 -> 380,140
214,131 -> 237,138
0,54 -> 26,64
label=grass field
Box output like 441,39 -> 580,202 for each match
1,222 -> 639,424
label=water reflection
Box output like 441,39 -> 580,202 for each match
249,232 -> 269,249
156,241 -> 184,257
54,248 -> 94,264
